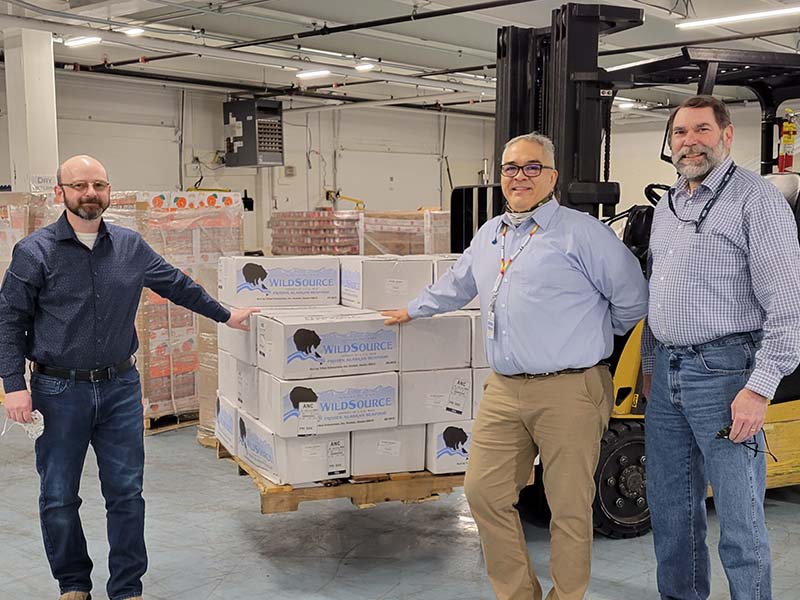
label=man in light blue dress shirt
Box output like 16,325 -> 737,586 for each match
641,95 -> 800,600
383,133 -> 648,600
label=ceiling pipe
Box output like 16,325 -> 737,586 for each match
225,0 -> 538,48
98,0 -> 534,68
285,91 -> 493,115
600,26 -> 800,56
0,13 -> 491,94
0,52 -> 492,120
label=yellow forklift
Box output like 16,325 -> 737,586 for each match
450,4 -> 800,538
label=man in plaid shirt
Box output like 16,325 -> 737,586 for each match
641,95 -> 800,600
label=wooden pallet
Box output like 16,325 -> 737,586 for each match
143,411 -> 199,436
216,440 -> 465,514
196,432 -> 217,449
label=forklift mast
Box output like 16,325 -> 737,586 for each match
451,3 -> 643,252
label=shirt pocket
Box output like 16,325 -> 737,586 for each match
689,232 -> 744,278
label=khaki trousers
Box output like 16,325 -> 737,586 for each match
464,366 -> 614,600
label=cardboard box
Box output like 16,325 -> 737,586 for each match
399,368 -> 472,425
472,368 -> 493,416
433,255 -> 479,310
351,425 -> 426,476
215,395 -> 239,456
218,256 -> 340,307
469,312 -> 489,368
339,255 -> 432,310
258,371 -> 398,437
218,350 -> 237,403
218,308 -> 257,366
257,312 -> 398,379
426,420 -> 473,474
400,313 -> 470,372
237,411 -> 350,485
236,359 -> 259,417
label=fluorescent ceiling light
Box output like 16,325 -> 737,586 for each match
299,46 -> 344,57
64,36 -> 102,47
355,63 -> 375,72
122,27 -> 145,37
676,6 -> 800,29
607,55 -> 678,72
296,69 -> 332,80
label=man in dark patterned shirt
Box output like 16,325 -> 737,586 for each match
0,155 -> 258,600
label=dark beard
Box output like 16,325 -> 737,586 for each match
67,200 -> 106,221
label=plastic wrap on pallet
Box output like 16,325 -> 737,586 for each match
269,209 -> 361,255
362,210 -> 450,255
107,193 -> 244,420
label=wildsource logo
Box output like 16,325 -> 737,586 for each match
287,329 -> 323,364
286,328 -> 396,365
437,426 -> 469,458
236,264 -> 337,296
282,385 -> 395,422
237,263 -> 269,294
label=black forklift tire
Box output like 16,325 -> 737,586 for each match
593,420 -> 651,539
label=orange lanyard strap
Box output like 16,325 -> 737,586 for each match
499,223 -> 540,274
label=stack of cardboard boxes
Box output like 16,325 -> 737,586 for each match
216,253 -> 488,486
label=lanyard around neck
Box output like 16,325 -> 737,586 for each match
668,162 -> 736,232
488,222 -> 540,312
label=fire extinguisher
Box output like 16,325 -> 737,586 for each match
778,108 -> 797,172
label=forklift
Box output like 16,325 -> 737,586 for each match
450,3 -> 800,539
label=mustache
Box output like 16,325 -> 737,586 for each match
675,144 -> 711,160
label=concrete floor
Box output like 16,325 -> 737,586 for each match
2,426 -> 799,600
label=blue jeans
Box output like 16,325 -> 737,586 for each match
32,366 -> 147,600
646,332 -> 771,600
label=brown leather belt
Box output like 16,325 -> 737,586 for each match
32,356 -> 135,382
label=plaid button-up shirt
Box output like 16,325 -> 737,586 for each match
642,156 -> 800,398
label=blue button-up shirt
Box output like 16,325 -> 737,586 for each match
642,156 -> 800,398
408,200 -> 648,375
0,211 -> 230,393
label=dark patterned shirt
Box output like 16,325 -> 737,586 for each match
0,211 -> 230,393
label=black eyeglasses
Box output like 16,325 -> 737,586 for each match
715,425 -> 778,462
59,181 -> 110,193
500,163 -> 554,179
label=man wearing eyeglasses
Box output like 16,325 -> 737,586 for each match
0,155 -> 259,600
383,133 -> 648,600
641,95 -> 800,600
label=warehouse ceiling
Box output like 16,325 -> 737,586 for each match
1,0 -> 799,121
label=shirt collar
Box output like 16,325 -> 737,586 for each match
500,196 -> 559,230
54,210 -> 111,242
673,155 -> 734,195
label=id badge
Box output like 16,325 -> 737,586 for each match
486,310 -> 496,340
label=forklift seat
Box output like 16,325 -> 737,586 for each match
764,172 -> 800,237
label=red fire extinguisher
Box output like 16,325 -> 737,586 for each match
778,108 -> 796,172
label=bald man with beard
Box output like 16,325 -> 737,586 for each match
0,156 -> 259,600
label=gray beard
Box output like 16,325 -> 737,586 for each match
673,138 -> 726,182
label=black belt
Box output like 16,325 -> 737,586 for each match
32,357 -> 135,382
508,362 -> 608,380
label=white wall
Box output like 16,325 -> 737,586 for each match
0,72 -> 494,252
612,104 -> 776,211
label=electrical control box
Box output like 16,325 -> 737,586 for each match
223,99 -> 284,167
